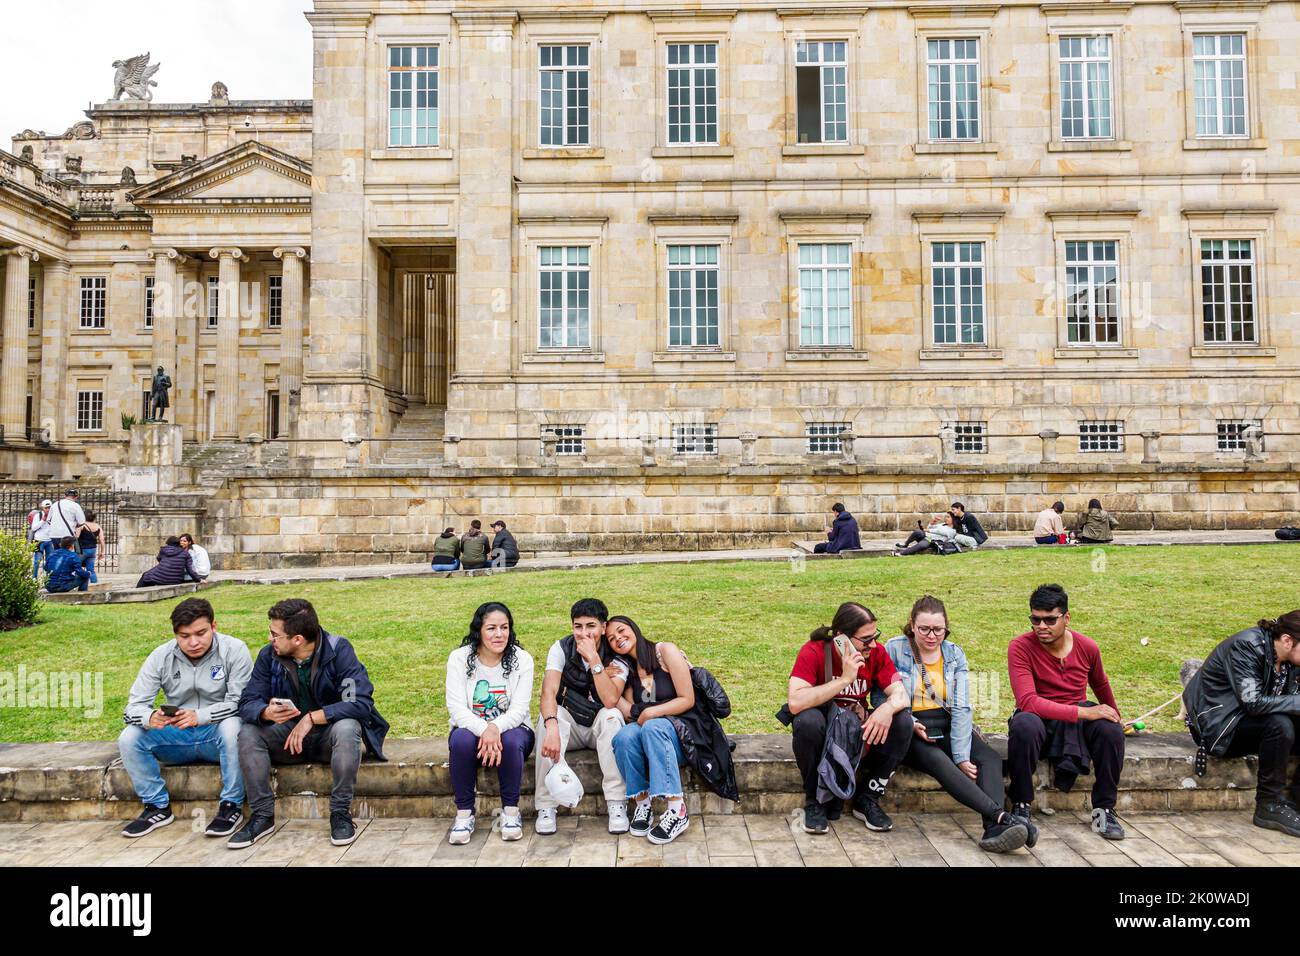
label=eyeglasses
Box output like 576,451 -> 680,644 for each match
914,625 -> 946,637
1030,614 -> 1063,627
848,632 -> 878,647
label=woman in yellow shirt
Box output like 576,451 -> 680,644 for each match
885,595 -> 1032,854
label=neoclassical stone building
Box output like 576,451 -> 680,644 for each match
2,1 -> 1299,567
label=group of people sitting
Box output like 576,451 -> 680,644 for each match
113,586 -> 1300,857
431,519 -> 520,572
26,489 -> 104,593
892,502 -> 989,556
135,533 -> 211,588
1033,499 -> 1120,545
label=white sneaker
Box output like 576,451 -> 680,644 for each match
448,812 -> 475,845
607,802 -> 630,834
500,808 -> 523,841
535,807 -> 557,835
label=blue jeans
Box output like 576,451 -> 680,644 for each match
117,720 -> 244,807
613,718 -> 686,799
431,558 -> 460,571
47,575 -> 89,593
82,547 -> 98,583
32,540 -> 53,580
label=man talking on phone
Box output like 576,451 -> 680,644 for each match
230,598 -> 389,851
118,597 -> 253,839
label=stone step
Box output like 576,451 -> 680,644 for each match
0,733 -> 1258,822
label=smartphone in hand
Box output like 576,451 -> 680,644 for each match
160,704 -> 179,717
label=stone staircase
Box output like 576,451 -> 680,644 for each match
177,440 -> 291,487
381,403 -> 446,466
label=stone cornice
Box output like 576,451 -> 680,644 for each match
516,215 -> 609,226
451,11 -> 520,32
647,211 -> 741,225
777,210 -> 871,223
303,11 -> 372,37
911,207 -> 1006,223
1045,205 -> 1142,219
129,141 -> 311,204
143,198 -> 311,216
1181,204 -> 1278,219
1040,1 -> 1134,15
645,7 -> 739,20
908,4 -> 1002,18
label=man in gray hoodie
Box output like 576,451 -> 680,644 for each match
118,597 -> 253,839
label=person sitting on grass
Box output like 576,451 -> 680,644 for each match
1073,498 -> 1118,544
786,601 -> 912,835
135,536 -> 197,588
118,597 -> 252,839
813,502 -> 861,554
1033,501 -> 1068,545
1006,583 -> 1125,841
445,601 -> 536,845
893,513 -> 973,556
950,502 -> 988,548
1183,610 -> 1300,838
229,598 -> 389,851
431,526 -> 462,571
43,537 -> 90,593
460,520 -> 490,571
885,596 -> 1028,853
534,598 -> 631,836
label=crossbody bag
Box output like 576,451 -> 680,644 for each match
908,637 -> 986,744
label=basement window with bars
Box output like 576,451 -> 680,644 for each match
807,422 -> 849,455
950,421 -> 987,454
1217,419 -> 1262,452
1079,420 -> 1124,453
541,425 -> 585,455
673,423 -> 718,456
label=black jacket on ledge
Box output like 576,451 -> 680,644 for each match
1183,625 -> 1300,756
670,668 -> 739,802
136,544 -> 196,588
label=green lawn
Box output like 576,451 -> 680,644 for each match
2,544 -> 1296,743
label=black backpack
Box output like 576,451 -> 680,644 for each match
1277,527 -> 1300,541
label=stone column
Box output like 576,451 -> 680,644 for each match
1038,429 -> 1060,464
1,246 -> 37,442
38,259 -> 70,444
1141,430 -> 1161,465
273,247 -> 307,439
209,247 -> 247,440
147,248 -> 185,382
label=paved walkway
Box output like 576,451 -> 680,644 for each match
81,528 -> 1290,596
4,811 -> 1297,867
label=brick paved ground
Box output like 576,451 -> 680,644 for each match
5,810 -> 1299,867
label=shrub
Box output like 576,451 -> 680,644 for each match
0,531 -> 41,629
121,412 -> 138,431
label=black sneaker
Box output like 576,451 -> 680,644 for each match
227,814 -> 275,850
1010,802 -> 1040,848
121,803 -> 174,838
647,805 -> 689,845
1254,801 -> 1300,838
852,795 -> 894,832
330,810 -> 358,846
979,815 -> 1029,853
1090,806 -> 1126,841
824,800 -> 843,821
629,801 -> 653,837
204,801 -> 243,838
802,802 -> 829,834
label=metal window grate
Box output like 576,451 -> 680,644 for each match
807,422 -> 849,455
542,425 -> 585,455
950,421 -> 987,454
1079,420 -> 1125,452
672,423 -> 718,455
1217,419 -> 1262,452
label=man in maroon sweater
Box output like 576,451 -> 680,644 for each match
1006,583 -> 1126,841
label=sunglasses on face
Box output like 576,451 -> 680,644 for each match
1030,614 -> 1063,627
849,632 -> 878,648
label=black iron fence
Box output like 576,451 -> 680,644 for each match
0,486 -> 123,573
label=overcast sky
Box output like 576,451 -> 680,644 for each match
1,0 -> 312,145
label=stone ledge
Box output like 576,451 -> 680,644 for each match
0,733 -> 1264,821
43,582 -> 212,606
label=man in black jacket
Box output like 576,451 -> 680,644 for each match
813,503 -> 862,554
136,536 -> 197,588
228,598 -> 389,850
489,520 -> 520,568
950,502 -> 988,548
1183,610 -> 1300,837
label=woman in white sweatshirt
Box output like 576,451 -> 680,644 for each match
445,601 -> 535,845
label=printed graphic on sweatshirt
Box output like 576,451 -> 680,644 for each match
472,679 -> 510,720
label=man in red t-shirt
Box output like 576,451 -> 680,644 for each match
1006,583 -> 1125,842
786,602 -> 911,835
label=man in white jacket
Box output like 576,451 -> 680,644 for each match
118,597 -> 253,839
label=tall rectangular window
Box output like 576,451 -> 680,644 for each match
930,241 -> 985,345
540,45 -> 590,147
672,423 -> 718,455
1200,239 -> 1255,343
143,276 -> 155,330
388,45 -> 439,147
1194,34 -> 1247,137
1065,240 -> 1119,344
795,41 -> 848,144
927,38 -> 980,141
667,244 -> 719,348
76,390 -> 104,431
807,422 -> 850,455
1079,420 -> 1124,453
798,243 -> 852,347
1059,36 -> 1113,139
667,43 -> 718,145
27,275 -> 37,329
538,245 -> 590,349
268,275 -> 282,329
207,276 -> 220,329
79,276 -> 106,329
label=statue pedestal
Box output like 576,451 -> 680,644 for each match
114,423 -> 184,492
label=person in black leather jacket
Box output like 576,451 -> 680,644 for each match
1183,610 -> 1300,837
950,502 -> 988,547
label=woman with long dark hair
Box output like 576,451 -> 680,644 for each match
444,601 -> 535,845
885,595 -> 1030,853
606,615 -> 698,845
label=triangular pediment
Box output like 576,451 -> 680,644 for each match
130,141 -> 311,204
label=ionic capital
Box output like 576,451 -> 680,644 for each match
208,247 -> 248,263
273,246 -> 308,261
